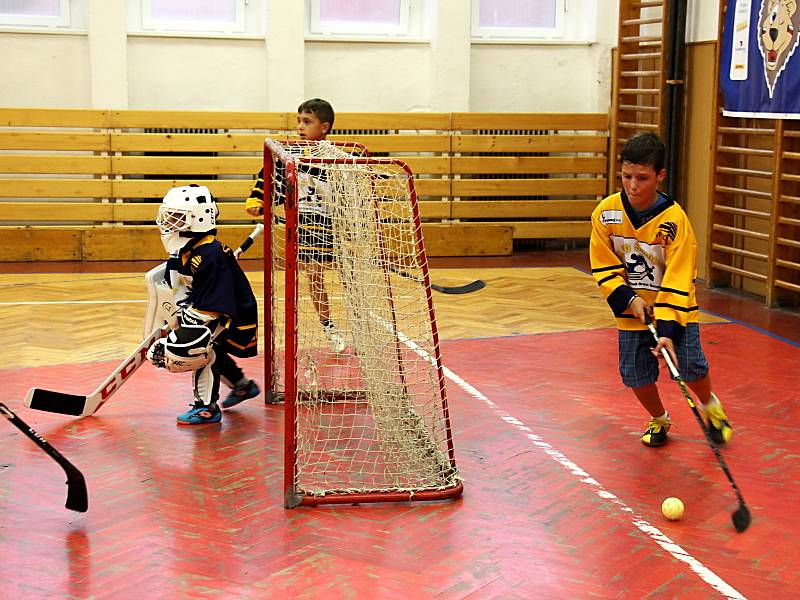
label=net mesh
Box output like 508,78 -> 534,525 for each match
264,139 -> 461,501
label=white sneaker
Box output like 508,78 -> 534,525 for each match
324,323 -> 346,353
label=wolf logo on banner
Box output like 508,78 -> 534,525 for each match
720,0 -> 800,118
758,0 -> 800,98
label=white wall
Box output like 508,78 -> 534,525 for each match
471,44 -> 614,112
305,42 -> 433,112
0,32 -> 91,107
0,1 -> 720,113
687,0 -> 720,43
127,38 -> 267,110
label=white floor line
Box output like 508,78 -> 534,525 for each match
388,323 -> 747,600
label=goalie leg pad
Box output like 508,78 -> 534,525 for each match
144,262 -> 192,336
144,263 -> 169,336
164,324 -> 213,373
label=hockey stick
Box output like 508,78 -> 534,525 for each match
0,401 -> 88,512
234,223 -> 264,258
646,320 -> 751,532
24,224 -> 265,418
386,265 -> 485,295
25,325 -> 167,417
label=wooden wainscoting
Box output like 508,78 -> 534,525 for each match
0,108 -> 609,261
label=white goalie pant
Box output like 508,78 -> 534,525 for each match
166,323 -> 225,406
193,348 -> 220,406
191,345 -> 246,406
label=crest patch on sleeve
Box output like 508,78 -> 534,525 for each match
600,210 -> 623,225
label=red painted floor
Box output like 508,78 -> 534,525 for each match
2,322 -> 799,599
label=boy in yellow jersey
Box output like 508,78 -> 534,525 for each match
589,133 -> 732,447
245,98 -> 345,354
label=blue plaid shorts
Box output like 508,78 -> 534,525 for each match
618,323 -> 709,388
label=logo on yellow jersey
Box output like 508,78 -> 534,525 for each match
656,221 -> 678,246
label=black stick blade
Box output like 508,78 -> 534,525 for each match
1,401 -> 89,513
25,388 -> 86,416
65,470 -> 89,513
431,279 -> 486,295
732,504 -> 751,533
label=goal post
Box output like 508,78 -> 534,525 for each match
262,138 -> 463,507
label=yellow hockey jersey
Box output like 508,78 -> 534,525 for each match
589,190 -> 699,341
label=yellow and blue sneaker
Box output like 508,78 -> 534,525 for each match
641,415 -> 671,447
703,393 -> 733,444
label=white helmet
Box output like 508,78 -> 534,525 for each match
157,185 -> 218,254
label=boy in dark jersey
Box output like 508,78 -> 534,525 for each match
147,184 -> 260,424
589,133 -> 733,447
245,98 -> 345,353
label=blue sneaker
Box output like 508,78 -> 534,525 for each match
221,380 -> 260,409
176,401 -> 221,425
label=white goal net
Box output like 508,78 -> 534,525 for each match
263,138 -> 462,507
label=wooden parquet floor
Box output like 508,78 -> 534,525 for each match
0,266 -> 728,369
1,264 -> 799,599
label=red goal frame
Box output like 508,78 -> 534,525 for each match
262,138 -> 463,508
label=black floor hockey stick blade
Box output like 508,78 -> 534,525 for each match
388,265 -> 486,295
26,388 -> 86,417
0,402 -> 88,512
430,279 -> 486,295
732,503 -> 751,533
64,468 -> 89,513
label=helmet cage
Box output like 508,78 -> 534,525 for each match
157,206 -> 191,235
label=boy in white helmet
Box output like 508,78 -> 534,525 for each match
147,184 -> 260,425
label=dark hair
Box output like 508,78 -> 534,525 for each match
297,98 -> 335,132
620,132 -> 665,173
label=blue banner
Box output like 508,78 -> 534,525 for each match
719,0 -> 800,119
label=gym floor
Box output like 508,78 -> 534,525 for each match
1,251 -> 799,599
